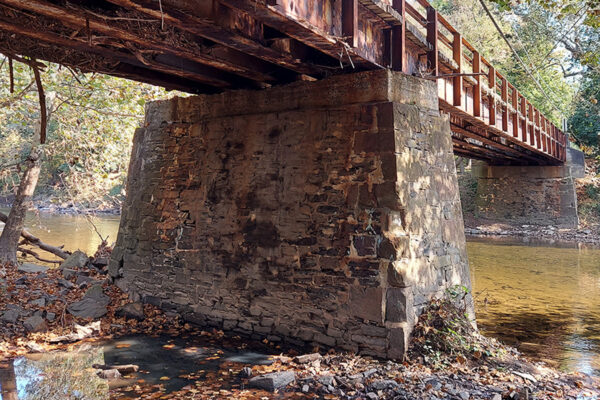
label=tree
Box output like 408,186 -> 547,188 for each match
0,56 -> 173,265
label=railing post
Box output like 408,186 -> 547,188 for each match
488,65 -> 496,126
427,7 -> 439,76
534,109 -> 541,150
452,32 -> 462,107
520,95 -> 527,143
342,0 -> 358,48
542,117 -> 547,153
512,88 -> 518,138
392,0 -> 406,72
473,50 -> 481,117
528,102 -> 534,145
501,77 -> 508,132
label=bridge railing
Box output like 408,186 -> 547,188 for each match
389,0 -> 567,163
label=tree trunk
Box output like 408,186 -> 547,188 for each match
0,360 -> 18,400
0,151 -> 41,264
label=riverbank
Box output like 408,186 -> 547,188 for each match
1,256 -> 599,399
463,216 -> 600,246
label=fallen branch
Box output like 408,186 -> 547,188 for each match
0,211 -> 70,259
17,246 -> 61,264
92,364 -> 139,373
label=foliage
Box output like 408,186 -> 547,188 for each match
410,286 -> 500,367
432,0 -> 575,125
569,71 -> 600,147
0,57 -> 176,210
13,347 -> 109,400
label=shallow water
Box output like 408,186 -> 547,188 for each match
0,335 -> 274,400
468,236 -> 600,376
0,209 -> 120,260
3,211 -> 600,381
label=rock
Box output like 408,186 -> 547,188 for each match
294,353 -> 322,364
366,393 -> 379,400
76,275 -> 94,287
67,298 -> 108,319
301,384 -> 310,393
512,371 -> 537,383
97,369 -> 122,380
239,366 -> 253,378
249,371 -> 295,391
84,285 -> 110,305
62,268 -> 77,280
459,391 -> 470,400
92,257 -> 109,267
60,250 -> 88,270
492,394 -> 502,400
116,302 -> 145,321
369,379 -> 398,391
29,297 -> 46,307
23,315 -> 48,332
425,378 -> 442,391
58,279 -> 74,289
15,276 -> 28,286
18,263 -> 49,274
1,309 -> 20,323
46,312 -> 56,322
318,375 -> 335,386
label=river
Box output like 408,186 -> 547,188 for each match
3,212 -> 600,377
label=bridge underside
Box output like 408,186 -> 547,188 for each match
0,0 -> 566,165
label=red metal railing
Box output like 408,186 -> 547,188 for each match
388,0 -> 567,162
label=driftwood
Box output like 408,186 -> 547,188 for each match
17,246 -> 61,263
92,364 -> 139,373
0,211 -> 70,259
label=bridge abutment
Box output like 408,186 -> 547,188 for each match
473,163 -> 579,228
109,70 -> 471,358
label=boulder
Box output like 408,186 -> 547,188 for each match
76,275 -> 94,287
60,250 -> 88,270
62,268 -> 77,280
29,297 -> 46,307
249,371 -> 295,391
18,263 -> 48,274
116,302 -> 145,321
67,298 -> 108,319
1,309 -> 20,324
58,278 -> 75,289
294,353 -> 322,364
84,285 -> 110,305
92,257 -> 109,267
23,315 -> 48,332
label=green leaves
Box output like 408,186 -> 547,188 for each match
0,56 -> 173,208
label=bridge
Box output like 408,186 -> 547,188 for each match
0,0 -> 578,359
0,0 -> 566,165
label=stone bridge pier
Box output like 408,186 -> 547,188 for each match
472,163 -> 579,228
109,70 -> 472,359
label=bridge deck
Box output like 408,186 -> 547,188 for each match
0,0 -> 566,165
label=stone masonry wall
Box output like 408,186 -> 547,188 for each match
473,163 -> 579,228
109,70 -> 471,359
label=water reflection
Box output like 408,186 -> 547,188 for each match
0,209 -> 120,260
468,236 -> 600,376
0,335 -> 273,399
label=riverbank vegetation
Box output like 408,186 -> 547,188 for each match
0,58 -> 173,212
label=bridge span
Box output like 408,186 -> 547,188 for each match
0,0 -> 578,359
0,0 -> 566,165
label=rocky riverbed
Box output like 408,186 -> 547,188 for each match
0,251 -> 599,399
464,219 -> 600,246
